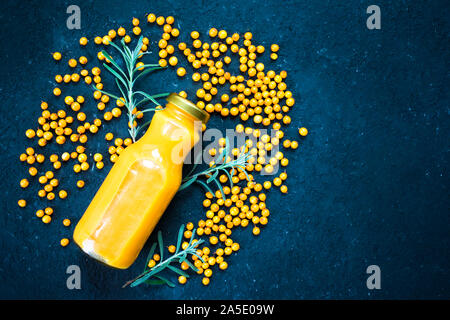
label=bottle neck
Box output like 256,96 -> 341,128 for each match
139,103 -> 202,165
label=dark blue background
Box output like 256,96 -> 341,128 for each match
0,0 -> 448,299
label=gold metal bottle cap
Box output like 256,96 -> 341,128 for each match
166,93 -> 210,124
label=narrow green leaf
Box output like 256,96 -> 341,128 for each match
167,265 -> 189,278
175,224 -> 184,253
179,176 -> 197,191
101,50 -> 129,81
182,259 -> 198,272
144,278 -> 166,286
143,242 -> 157,272
223,168 -> 234,188
155,275 -> 176,288
157,231 -> 164,261
133,67 -> 162,83
212,178 -> 225,199
103,63 -> 129,90
92,86 -> 122,101
206,170 -> 219,184
196,179 -> 214,195
129,268 -> 160,287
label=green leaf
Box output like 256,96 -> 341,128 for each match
134,91 -> 162,106
133,67 -> 163,84
157,231 -> 164,261
132,36 -> 144,61
108,40 -> 129,64
101,50 -> 129,81
144,278 -> 166,286
155,275 -> 176,288
206,170 -> 219,184
179,176 -> 197,191
115,79 -> 128,105
135,120 -> 152,137
143,242 -> 157,272
212,178 -> 225,199
181,258 -> 198,272
196,179 -> 214,195
167,265 -> 189,278
223,168 -> 234,188
129,268 -> 160,287
92,86 -> 122,101
175,224 -> 184,254
103,63 -> 129,90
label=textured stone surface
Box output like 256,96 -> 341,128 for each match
0,0 -> 448,299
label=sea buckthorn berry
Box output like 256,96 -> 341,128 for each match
181,261 -> 190,271
29,167 -> 37,176
42,215 -> 52,224
147,259 -> 156,268
191,30 -> 200,39
218,30 -> 227,39
35,210 -> 44,218
20,179 -> 29,188
280,158 -> 289,166
159,59 -> 167,67
178,276 -> 187,284
133,26 -> 141,35
156,16 -> 165,25
25,129 -> 35,139
77,180 -> 85,188
147,13 -> 156,23
52,52 -> 62,61
18,199 -> 27,207
80,162 -> 90,171
63,219 -> 71,227
202,277 -> 210,286
169,56 -> 178,66
78,37 -> 88,46
60,238 -> 69,247
299,127 -> 308,136
209,28 -> 218,37
170,27 -> 179,37
68,58 -> 77,68
176,67 -> 186,77
280,185 -> 288,193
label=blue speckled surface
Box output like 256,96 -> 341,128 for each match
0,0 -> 448,299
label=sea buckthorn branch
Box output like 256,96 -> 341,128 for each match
123,225 -> 204,288
179,138 -> 253,197
94,35 -> 169,142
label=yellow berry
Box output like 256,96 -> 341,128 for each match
36,210 -> 44,218
42,215 -> 52,224
52,52 -> 62,61
169,56 -> 178,66
60,238 -> 70,247
178,275 -> 187,284
176,67 -> 186,77
299,127 -> 308,136
20,179 -> 29,188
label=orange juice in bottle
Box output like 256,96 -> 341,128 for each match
73,93 -> 209,269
